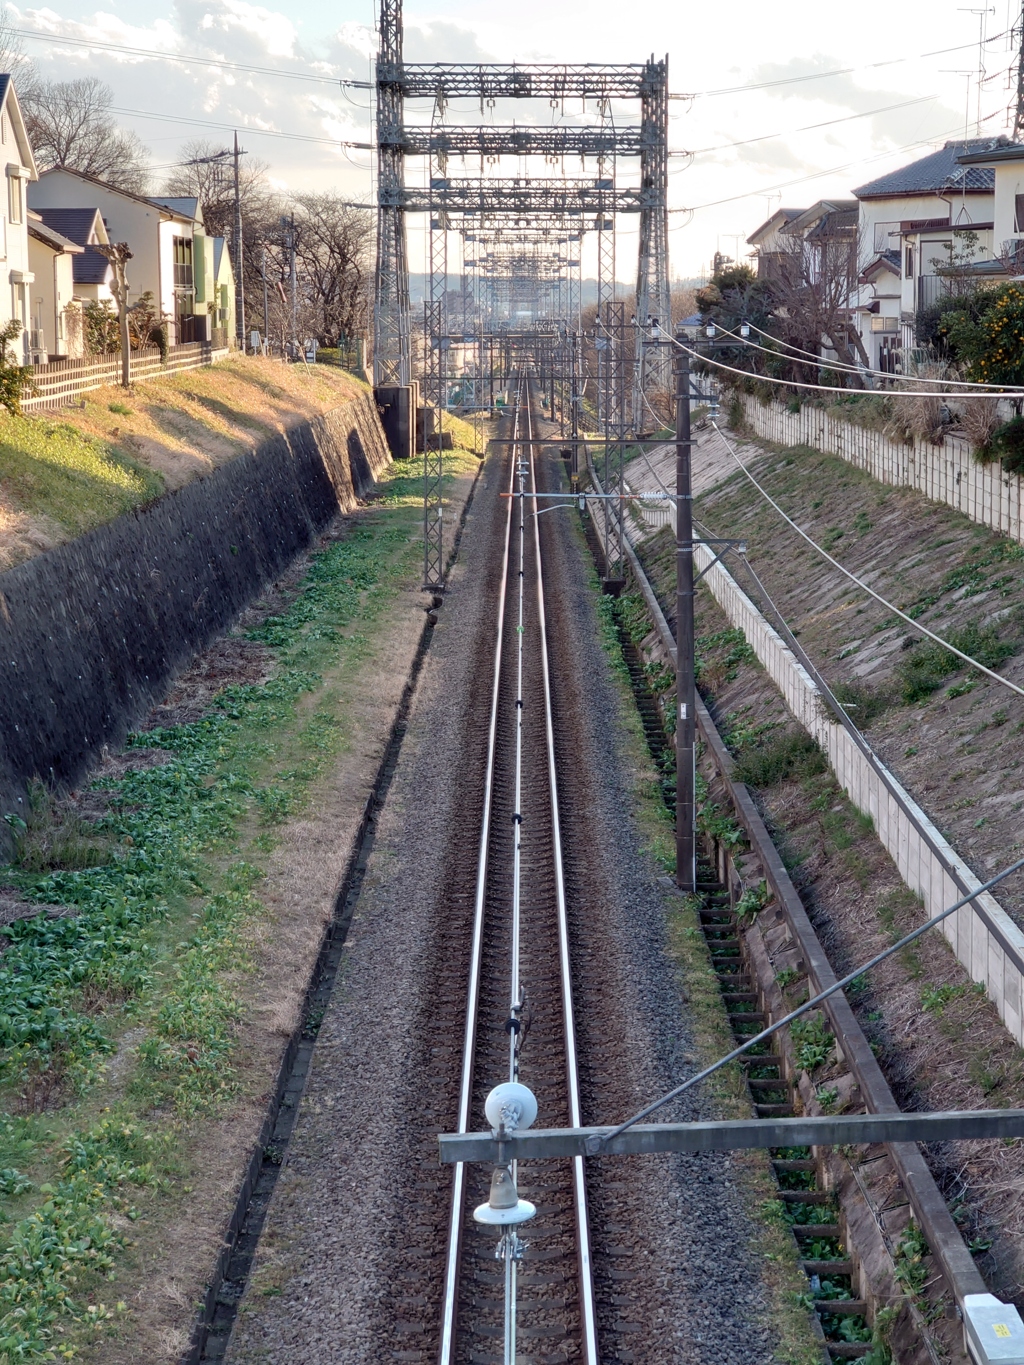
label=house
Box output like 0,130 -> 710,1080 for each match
746,207 -> 804,285
852,138 -> 1002,362
954,140 -> 1024,276
210,237 -> 235,337
26,211 -> 83,360
0,76 -> 39,361
27,169 -> 233,345
32,207 -> 114,307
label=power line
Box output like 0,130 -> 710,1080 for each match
669,111 -> 1001,216
708,414 -> 1024,698
12,26 -> 374,87
109,104 -> 373,149
684,94 -> 940,158
713,320 -> 1014,390
659,325 -> 1022,400
675,28 -> 1013,99
600,851 -> 1024,1144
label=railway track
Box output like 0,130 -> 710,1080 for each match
440,374 -> 597,1365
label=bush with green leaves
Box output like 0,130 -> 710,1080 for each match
0,318 -> 36,416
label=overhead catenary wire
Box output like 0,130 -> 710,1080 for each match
706,414 -> 1024,698
711,319 -> 1016,390
599,851 -> 1024,1146
658,325 -> 1024,399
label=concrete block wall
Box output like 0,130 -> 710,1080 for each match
0,390 -> 392,828
695,539 -> 1024,1045
739,394 -> 1024,546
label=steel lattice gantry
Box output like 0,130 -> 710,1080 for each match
372,0 -> 670,588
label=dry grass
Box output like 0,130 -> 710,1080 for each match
954,395 -> 1003,453
888,359 -> 955,443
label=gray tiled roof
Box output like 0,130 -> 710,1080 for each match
33,208 -> 101,246
75,247 -> 112,286
854,138 -> 1007,198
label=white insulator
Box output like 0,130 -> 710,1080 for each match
484,1081 -> 538,1134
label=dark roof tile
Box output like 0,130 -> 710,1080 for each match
854,138 -> 1007,198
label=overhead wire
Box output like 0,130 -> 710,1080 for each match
109,104 -> 373,149
670,110 -> 1002,216
656,324 -> 1024,399
672,29 -> 1013,100
11,26 -> 373,86
684,94 -> 940,158
600,852 -> 1024,1144
711,320 -> 1015,390
706,414 -> 1024,697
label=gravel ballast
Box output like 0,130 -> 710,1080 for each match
225,434 -> 785,1364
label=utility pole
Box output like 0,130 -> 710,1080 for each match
674,331 -> 696,895
261,245 -> 270,356
1013,3 -> 1024,139
233,131 -> 246,349
289,219 -> 298,356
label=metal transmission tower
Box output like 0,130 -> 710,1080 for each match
372,0 -> 670,587
374,0 -> 411,391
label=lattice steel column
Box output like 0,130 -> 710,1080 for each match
633,55 -> 670,424
374,0 -> 410,385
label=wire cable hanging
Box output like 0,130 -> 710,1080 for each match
706,414 -> 1024,698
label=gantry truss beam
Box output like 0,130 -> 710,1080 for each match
391,126 -> 646,158
400,180 -> 647,214
387,62 -> 652,100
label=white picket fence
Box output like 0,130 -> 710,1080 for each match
739,392 -> 1024,546
21,342 -> 230,412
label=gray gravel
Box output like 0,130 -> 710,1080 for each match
226,440 -> 779,1364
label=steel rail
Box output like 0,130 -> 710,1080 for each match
525,386 -> 600,1363
437,386 -> 520,1365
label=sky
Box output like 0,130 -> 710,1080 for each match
9,0 -> 1024,282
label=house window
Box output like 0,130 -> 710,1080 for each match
172,235 -> 194,289
873,221 -> 899,253
1015,194 -> 1024,234
7,173 -> 22,225
904,245 -> 915,278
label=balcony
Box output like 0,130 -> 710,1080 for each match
916,274 -> 948,312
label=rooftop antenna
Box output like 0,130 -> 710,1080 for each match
958,7 -> 995,135
1013,2 -> 1024,137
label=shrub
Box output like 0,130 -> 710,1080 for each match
988,416 -> 1024,474
83,300 -> 119,355
732,730 -> 827,787
0,318 -> 36,415
896,621 -> 1016,703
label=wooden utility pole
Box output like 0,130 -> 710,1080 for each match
96,243 -> 133,388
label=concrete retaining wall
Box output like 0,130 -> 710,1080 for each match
0,391 -> 391,822
695,538 -> 1024,1046
739,392 -> 1024,545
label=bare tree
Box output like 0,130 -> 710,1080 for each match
769,209 -> 870,384
0,7 -> 32,86
22,78 -> 149,193
289,193 -> 372,343
164,140 -> 282,340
